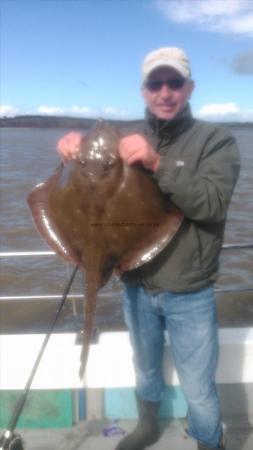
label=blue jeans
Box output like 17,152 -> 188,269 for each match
123,283 -> 223,448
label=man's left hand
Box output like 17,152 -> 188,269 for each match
119,134 -> 160,172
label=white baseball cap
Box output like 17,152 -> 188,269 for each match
142,47 -> 191,81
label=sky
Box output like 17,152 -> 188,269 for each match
1,0 -> 253,122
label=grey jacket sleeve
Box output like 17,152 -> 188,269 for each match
153,128 -> 241,223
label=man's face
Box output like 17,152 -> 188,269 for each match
141,66 -> 194,120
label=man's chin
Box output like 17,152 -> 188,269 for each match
155,107 -> 178,120
156,109 -> 178,120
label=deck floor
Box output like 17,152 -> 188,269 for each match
2,417 -> 253,450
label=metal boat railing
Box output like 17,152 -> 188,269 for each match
0,244 -> 253,301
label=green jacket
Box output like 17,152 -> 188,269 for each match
122,104 -> 241,292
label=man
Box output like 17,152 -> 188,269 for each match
57,48 -> 240,449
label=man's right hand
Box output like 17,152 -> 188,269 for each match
57,132 -> 84,162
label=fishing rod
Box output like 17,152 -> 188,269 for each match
0,264 -> 79,450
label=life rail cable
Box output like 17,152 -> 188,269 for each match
1,244 -> 253,296
0,243 -> 253,258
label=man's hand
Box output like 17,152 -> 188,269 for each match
57,132 -> 84,162
119,134 -> 160,172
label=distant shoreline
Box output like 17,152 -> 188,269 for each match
0,115 -> 252,129
0,115 -> 142,130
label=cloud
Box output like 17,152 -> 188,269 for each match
0,104 -> 20,117
198,103 -> 240,116
103,107 -> 117,115
101,106 -> 129,119
154,0 -> 253,36
37,106 -> 66,115
71,106 -> 94,116
196,102 -> 253,121
231,49 -> 253,74
70,106 -> 92,114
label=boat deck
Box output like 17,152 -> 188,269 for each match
2,417 -> 253,450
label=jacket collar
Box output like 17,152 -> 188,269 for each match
144,103 -> 194,143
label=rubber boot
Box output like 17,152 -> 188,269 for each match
198,435 -> 226,449
115,395 -> 160,450
198,444 -> 225,450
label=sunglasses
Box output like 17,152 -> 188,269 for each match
145,77 -> 186,92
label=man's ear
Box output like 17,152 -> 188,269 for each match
188,79 -> 195,98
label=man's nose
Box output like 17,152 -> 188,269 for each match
159,84 -> 173,98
